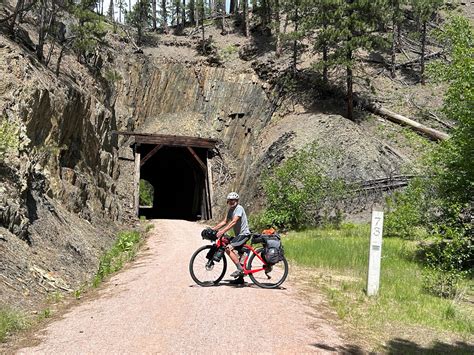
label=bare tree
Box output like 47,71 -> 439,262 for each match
161,0 -> 169,32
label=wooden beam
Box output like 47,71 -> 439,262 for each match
207,155 -> 214,219
186,147 -> 207,173
134,145 -> 141,217
140,145 -> 162,167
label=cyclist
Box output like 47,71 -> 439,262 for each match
212,192 -> 251,285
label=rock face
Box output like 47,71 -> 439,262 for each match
113,56 -> 405,218
113,58 -> 277,217
0,34 -> 121,309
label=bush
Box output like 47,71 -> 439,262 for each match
139,179 -> 154,206
0,119 -> 19,161
254,143 -> 347,230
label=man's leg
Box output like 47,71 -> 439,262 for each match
225,246 -> 243,272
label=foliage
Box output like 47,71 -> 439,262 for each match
139,179 -> 154,206
0,308 -> 27,342
126,0 -> 151,45
0,119 -> 19,161
253,143 -> 347,230
93,230 -> 142,287
385,16 -> 473,289
104,69 -> 123,84
71,1 -> 107,63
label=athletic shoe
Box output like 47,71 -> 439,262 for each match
228,276 -> 245,285
230,270 -> 243,278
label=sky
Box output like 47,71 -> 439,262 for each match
99,0 -> 242,23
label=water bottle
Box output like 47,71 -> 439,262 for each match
213,247 -> 225,262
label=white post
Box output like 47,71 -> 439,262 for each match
367,209 -> 384,296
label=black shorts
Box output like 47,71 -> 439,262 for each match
229,234 -> 250,249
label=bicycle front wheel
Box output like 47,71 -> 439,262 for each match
189,245 -> 227,286
248,248 -> 288,289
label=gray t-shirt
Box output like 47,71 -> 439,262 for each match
226,204 -> 250,236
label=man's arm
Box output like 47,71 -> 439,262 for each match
216,215 -> 240,238
212,216 -> 228,231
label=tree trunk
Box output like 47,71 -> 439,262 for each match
364,103 -> 449,141
275,0 -> 281,57
201,0 -> 205,49
292,7 -> 299,73
230,0 -> 236,14
36,0 -> 46,63
220,0 -> 225,32
391,16 -> 397,78
161,0 -> 168,33
152,0 -> 157,30
108,0 -> 114,20
182,0 -> 186,27
9,0 -> 25,34
322,45 -> 328,83
346,49 -> 353,121
189,0 -> 195,24
243,0 -> 249,37
420,20 -> 427,85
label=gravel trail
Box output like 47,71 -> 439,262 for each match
17,220 -> 343,354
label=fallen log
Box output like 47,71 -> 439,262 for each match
395,51 -> 444,69
364,102 -> 450,141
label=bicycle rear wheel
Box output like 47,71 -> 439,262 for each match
189,245 -> 227,286
247,247 -> 288,289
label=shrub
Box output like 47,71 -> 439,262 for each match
254,143 -> 347,230
139,179 -> 154,206
0,119 -> 19,161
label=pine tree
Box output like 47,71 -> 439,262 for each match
411,0 -> 443,84
126,0 -> 151,46
315,0 -> 389,120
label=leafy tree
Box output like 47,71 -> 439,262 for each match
126,0 -> 150,46
386,16 -> 473,284
428,16 -> 474,206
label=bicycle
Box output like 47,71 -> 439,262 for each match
189,231 -> 289,289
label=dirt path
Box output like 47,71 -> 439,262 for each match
17,220 -> 343,354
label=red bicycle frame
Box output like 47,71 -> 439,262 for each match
215,238 -> 267,275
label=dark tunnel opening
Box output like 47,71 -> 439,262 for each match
139,145 -> 208,220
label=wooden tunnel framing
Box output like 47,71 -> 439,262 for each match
116,132 -> 218,220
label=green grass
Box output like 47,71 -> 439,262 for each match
284,224 -> 474,337
93,230 -> 143,287
0,308 -> 28,342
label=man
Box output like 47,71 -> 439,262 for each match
212,192 -> 251,285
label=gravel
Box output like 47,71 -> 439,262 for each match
17,219 -> 343,354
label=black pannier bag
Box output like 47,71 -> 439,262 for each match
252,233 -> 284,265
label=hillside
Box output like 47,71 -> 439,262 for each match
0,0 -> 471,346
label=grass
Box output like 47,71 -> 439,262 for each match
92,230 -> 143,287
0,308 -> 28,342
284,223 -> 474,342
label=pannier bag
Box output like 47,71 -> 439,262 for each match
252,233 -> 284,265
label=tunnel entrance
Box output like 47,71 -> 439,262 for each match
119,132 -> 217,221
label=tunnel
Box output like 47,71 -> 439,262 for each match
138,144 -> 211,220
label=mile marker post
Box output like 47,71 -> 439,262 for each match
367,208 -> 384,296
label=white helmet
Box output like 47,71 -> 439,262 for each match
226,192 -> 239,200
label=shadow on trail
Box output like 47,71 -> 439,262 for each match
189,280 -> 287,290
311,338 -> 474,354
